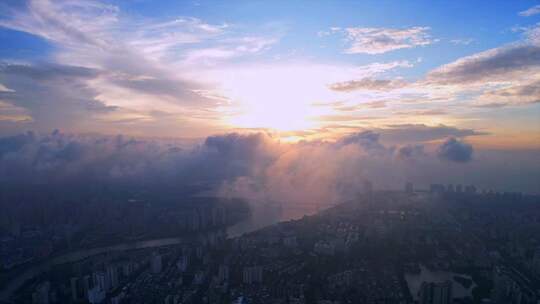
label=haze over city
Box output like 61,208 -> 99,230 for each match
0,1 -> 539,304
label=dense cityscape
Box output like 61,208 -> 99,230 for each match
1,183 -> 539,304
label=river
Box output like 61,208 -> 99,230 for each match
0,218 -> 265,302
0,237 -> 192,301
0,203 -> 304,301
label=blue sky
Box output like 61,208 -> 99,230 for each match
0,0 -> 539,149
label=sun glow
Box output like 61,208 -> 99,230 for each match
207,63 -> 370,132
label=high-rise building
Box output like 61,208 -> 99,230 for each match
70,277 -> 82,301
419,281 -> 452,304
243,266 -> 263,284
405,182 -> 414,193
491,266 -> 538,304
464,185 -> 477,194
106,265 -> 119,289
430,184 -> 445,194
151,252 -> 162,274
32,281 -> 50,304
212,206 -> 227,226
218,265 -> 229,282
87,286 -> 105,304
176,255 -> 189,272
92,271 -> 109,291
363,180 -> 373,195
533,248 -> 540,275
82,275 -> 92,298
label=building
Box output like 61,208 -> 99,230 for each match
211,206 -> 227,226
151,252 -> 162,274
464,185 -> 477,194
243,266 -> 263,284
106,265 -> 119,289
87,286 -> 105,304
92,271 -> 109,291
32,281 -> 50,304
491,266 -> 538,304
419,281 -> 452,304
176,255 -> 188,272
70,277 -> 82,301
430,184 -> 446,194
533,247 -> 540,276
81,275 -> 92,298
283,235 -> 298,248
218,265 -> 229,282
194,270 -> 205,285
363,180 -> 373,195
313,240 -> 335,256
405,182 -> 414,194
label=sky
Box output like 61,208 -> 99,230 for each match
0,1 -> 539,197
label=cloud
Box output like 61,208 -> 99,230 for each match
524,24 -> 540,44
475,79 -> 540,107
0,101 -> 33,123
342,26 -> 433,54
419,29 -> 540,108
0,0 -> 275,136
0,62 -> 112,130
337,130 -> 387,154
425,43 -> 540,85
437,137 -> 473,163
328,100 -> 387,111
395,144 -> 426,161
519,5 -> 540,17
374,124 -> 485,144
0,83 -> 14,92
329,78 -> 407,92
2,130 -> 539,222
356,60 -> 414,74
0,0 -> 117,49
450,38 -> 474,45
395,109 -> 447,116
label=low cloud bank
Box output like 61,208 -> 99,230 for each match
1,130 -> 538,216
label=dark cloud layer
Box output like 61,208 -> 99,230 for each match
395,144 -> 426,161
0,63 -> 112,129
437,137 -> 473,163
0,130 -> 538,219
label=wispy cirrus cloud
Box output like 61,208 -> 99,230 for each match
329,78 -> 407,92
519,5 -> 540,17
182,36 -> 278,65
394,109 -> 447,116
0,0 -> 279,136
450,38 -> 474,45
339,26 -> 434,54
